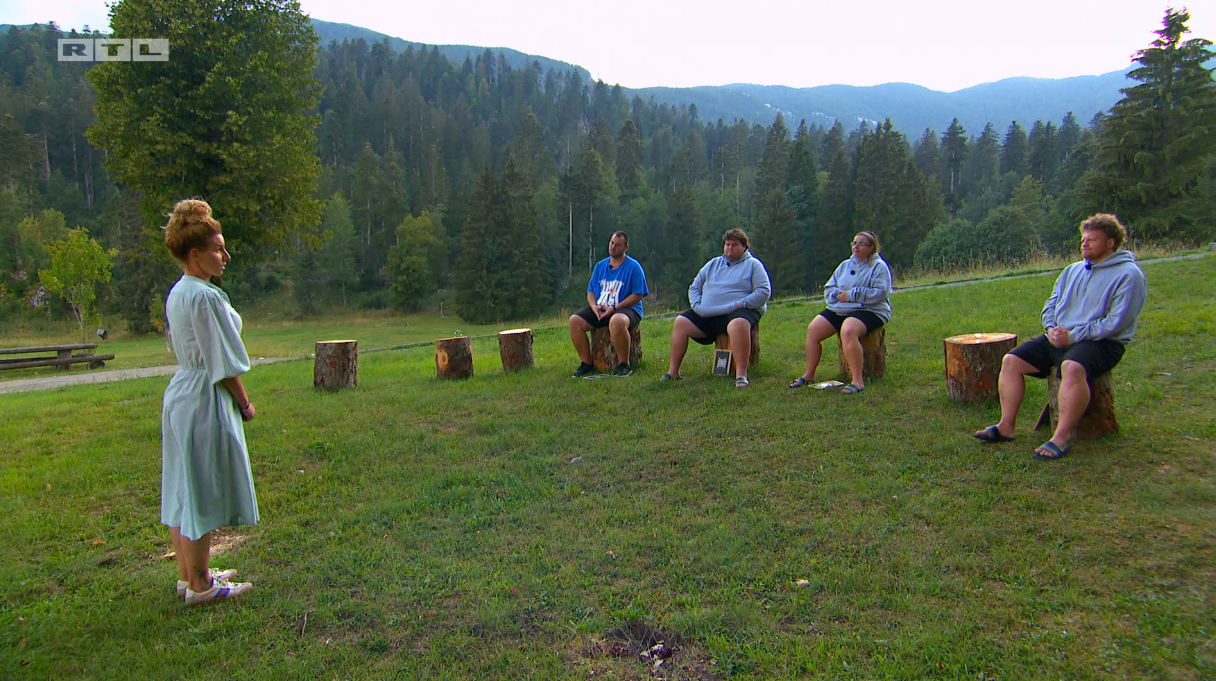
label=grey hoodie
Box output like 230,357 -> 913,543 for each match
689,250 -> 772,317
1042,250 -> 1147,344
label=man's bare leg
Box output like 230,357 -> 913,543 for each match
568,314 -> 594,366
609,313 -> 632,365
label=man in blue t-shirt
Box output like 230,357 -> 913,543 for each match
569,231 -> 649,377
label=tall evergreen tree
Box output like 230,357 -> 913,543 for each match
913,129 -> 940,183
1026,120 -> 1058,186
939,118 -> 968,217
816,139 -> 854,285
1000,121 -> 1029,176
1083,7 -> 1216,239
616,119 -> 644,200
964,123 -> 1000,198
753,114 -> 790,204
664,184 -> 702,306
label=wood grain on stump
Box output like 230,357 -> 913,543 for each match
314,340 -> 358,390
943,332 -> 1017,402
1042,371 -> 1118,441
498,328 -> 534,372
436,336 -> 473,380
838,327 -> 887,380
591,325 -> 642,372
712,326 -> 761,375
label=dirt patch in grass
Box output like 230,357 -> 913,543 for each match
568,619 -> 724,681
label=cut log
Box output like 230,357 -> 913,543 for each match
943,332 -> 1017,402
591,325 -> 642,372
436,336 -> 474,380
712,326 -> 761,375
498,328 -> 534,372
838,327 -> 887,380
314,340 -> 358,390
1042,371 -> 1118,441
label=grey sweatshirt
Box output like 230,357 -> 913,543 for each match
1042,250 -> 1147,344
689,250 -> 772,317
824,255 -> 893,323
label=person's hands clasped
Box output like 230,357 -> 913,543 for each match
1047,326 -> 1071,348
595,304 -> 615,320
836,290 -> 849,303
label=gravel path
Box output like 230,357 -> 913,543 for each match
0,356 -> 302,395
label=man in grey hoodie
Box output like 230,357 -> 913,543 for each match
662,229 -> 772,388
973,213 -> 1147,459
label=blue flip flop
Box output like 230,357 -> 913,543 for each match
973,425 -> 1015,444
1033,441 -> 1070,460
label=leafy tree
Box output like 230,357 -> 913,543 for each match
38,227 -> 116,343
1082,7 -> 1216,240
383,211 -> 440,312
87,0 -> 324,258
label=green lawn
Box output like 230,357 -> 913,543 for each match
2,257 -> 1213,679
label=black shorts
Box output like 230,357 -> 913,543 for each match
818,309 -> 885,335
680,308 -> 762,345
573,306 -> 641,331
1009,334 -> 1126,380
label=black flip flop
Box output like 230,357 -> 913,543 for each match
973,425 -> 1015,443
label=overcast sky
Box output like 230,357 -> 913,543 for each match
6,0 -> 1212,92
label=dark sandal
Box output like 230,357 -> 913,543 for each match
789,377 -> 810,388
973,425 -> 1015,443
1033,441 -> 1070,460
736,376 -> 750,388
841,383 -> 864,395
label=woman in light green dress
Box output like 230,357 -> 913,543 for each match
161,199 -> 257,605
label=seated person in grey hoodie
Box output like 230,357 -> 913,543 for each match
662,229 -> 771,388
973,213 -> 1147,460
790,231 -> 892,395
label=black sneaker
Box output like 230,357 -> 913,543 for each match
571,362 -> 595,378
613,363 -> 633,377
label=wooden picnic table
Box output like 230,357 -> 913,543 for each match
0,344 -> 116,371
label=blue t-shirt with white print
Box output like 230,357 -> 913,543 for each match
587,255 -> 649,317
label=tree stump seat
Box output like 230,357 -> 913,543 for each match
436,336 -> 473,380
712,326 -> 761,375
1037,371 -> 1119,441
838,327 -> 887,380
591,325 -> 642,371
498,328 -> 534,372
943,332 -> 1018,402
314,340 -> 357,390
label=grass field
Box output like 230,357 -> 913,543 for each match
1,256 -> 1213,679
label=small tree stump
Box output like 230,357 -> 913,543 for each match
1042,371 -> 1118,441
314,340 -> 358,390
592,325 -> 642,371
943,332 -> 1017,402
838,327 -> 887,380
498,328 -> 534,372
436,336 -> 473,380
712,326 -> 761,375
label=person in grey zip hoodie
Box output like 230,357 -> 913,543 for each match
972,213 -> 1147,460
790,231 -> 892,394
663,229 -> 771,387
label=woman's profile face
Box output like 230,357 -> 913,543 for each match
192,234 -> 231,278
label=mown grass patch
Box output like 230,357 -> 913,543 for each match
1,257 -> 1213,679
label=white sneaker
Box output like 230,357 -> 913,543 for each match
184,578 -> 253,605
176,568 -> 239,597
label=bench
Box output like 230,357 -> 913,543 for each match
0,344 -> 115,371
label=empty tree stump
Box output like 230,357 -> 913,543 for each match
1039,371 -> 1118,441
314,340 -> 358,390
943,332 -> 1017,402
498,328 -> 534,372
838,327 -> 887,380
436,336 -> 473,380
712,326 -> 761,375
591,325 -> 642,371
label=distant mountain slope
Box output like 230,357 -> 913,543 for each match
650,71 -> 1133,136
310,19 -> 592,83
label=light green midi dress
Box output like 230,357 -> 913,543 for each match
161,275 -> 259,541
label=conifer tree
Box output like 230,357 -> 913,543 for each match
939,118 -> 968,216
664,185 -> 702,306
816,139 -> 854,285
1057,112 -> 1081,163
616,119 -> 644,200
965,123 -> 1000,197
754,114 -> 790,204
1083,7 -> 1216,239
913,129 -> 940,183
1026,121 -> 1058,186
1000,121 -> 1028,176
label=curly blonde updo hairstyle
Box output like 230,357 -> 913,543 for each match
163,199 -> 222,262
